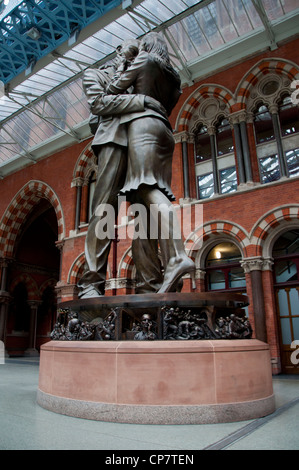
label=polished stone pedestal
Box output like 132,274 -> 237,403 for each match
37,339 -> 275,424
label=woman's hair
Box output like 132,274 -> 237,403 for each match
140,32 -> 181,88
140,32 -> 170,65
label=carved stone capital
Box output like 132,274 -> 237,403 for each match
246,111 -> 255,124
206,125 -> 216,136
0,291 -> 11,304
174,131 -> 194,144
241,257 -> 274,273
228,110 -> 248,126
0,258 -> 13,269
268,103 -> 279,114
195,268 -> 206,280
71,177 -> 85,188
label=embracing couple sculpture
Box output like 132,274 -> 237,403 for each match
78,32 -> 195,299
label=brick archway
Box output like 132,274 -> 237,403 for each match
175,84 -> 235,133
236,58 -> 299,109
68,252 -> 85,285
0,181 -> 65,259
186,220 -> 251,266
118,247 -> 135,280
73,141 -> 95,181
9,273 -> 40,301
251,205 -> 299,257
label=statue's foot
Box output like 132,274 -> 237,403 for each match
78,288 -> 104,299
158,256 -> 196,294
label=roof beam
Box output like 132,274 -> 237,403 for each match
251,0 -> 278,50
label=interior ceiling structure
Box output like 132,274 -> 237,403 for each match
0,0 -> 298,178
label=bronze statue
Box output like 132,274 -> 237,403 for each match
106,32 -> 196,293
134,313 -> 157,340
51,305 -> 252,341
78,38 -> 167,298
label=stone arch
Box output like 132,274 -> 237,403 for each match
251,205 -> 299,257
186,220 -> 251,268
68,252 -> 85,285
0,181 -> 65,259
118,246 -> 135,280
39,278 -> 57,296
236,58 -> 299,109
67,253 -> 112,285
9,273 -> 40,301
175,84 -> 235,133
72,141 -> 97,182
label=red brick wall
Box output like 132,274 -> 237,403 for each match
1,37 -> 298,367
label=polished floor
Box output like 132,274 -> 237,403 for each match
0,356 -> 298,451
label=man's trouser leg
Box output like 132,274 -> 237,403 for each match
78,144 -> 126,297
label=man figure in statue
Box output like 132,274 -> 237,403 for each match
78,39 -> 166,298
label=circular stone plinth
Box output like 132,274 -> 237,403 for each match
37,339 -> 275,424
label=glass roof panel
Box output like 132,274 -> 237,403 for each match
282,0 -> 299,15
0,0 -> 298,168
263,0 -> 284,20
112,14 -> 146,36
136,1 -> 175,23
241,0 -> 263,28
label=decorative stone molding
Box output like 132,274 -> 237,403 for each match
105,278 -> 136,291
71,177 -> 85,188
0,291 -> 11,304
241,257 -> 273,273
228,110 -> 248,126
195,268 -> 206,280
174,131 -> 194,144
268,103 -> 279,114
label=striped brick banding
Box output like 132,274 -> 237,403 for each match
0,181 -> 65,259
185,221 -> 251,262
251,205 -> 299,256
176,85 -> 235,133
118,248 -> 135,280
73,142 -> 94,180
68,253 -> 85,285
236,59 -> 299,107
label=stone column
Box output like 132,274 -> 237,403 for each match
207,126 -> 220,195
269,103 -> 288,178
175,131 -> 195,201
195,268 -> 206,292
241,257 -> 269,342
71,178 -> 83,231
229,111 -> 253,185
25,301 -> 41,356
239,112 -> 253,182
80,181 -> 89,225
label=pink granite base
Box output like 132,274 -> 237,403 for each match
37,339 -> 275,424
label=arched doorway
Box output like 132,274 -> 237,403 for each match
273,229 -> 299,374
6,199 -> 60,355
